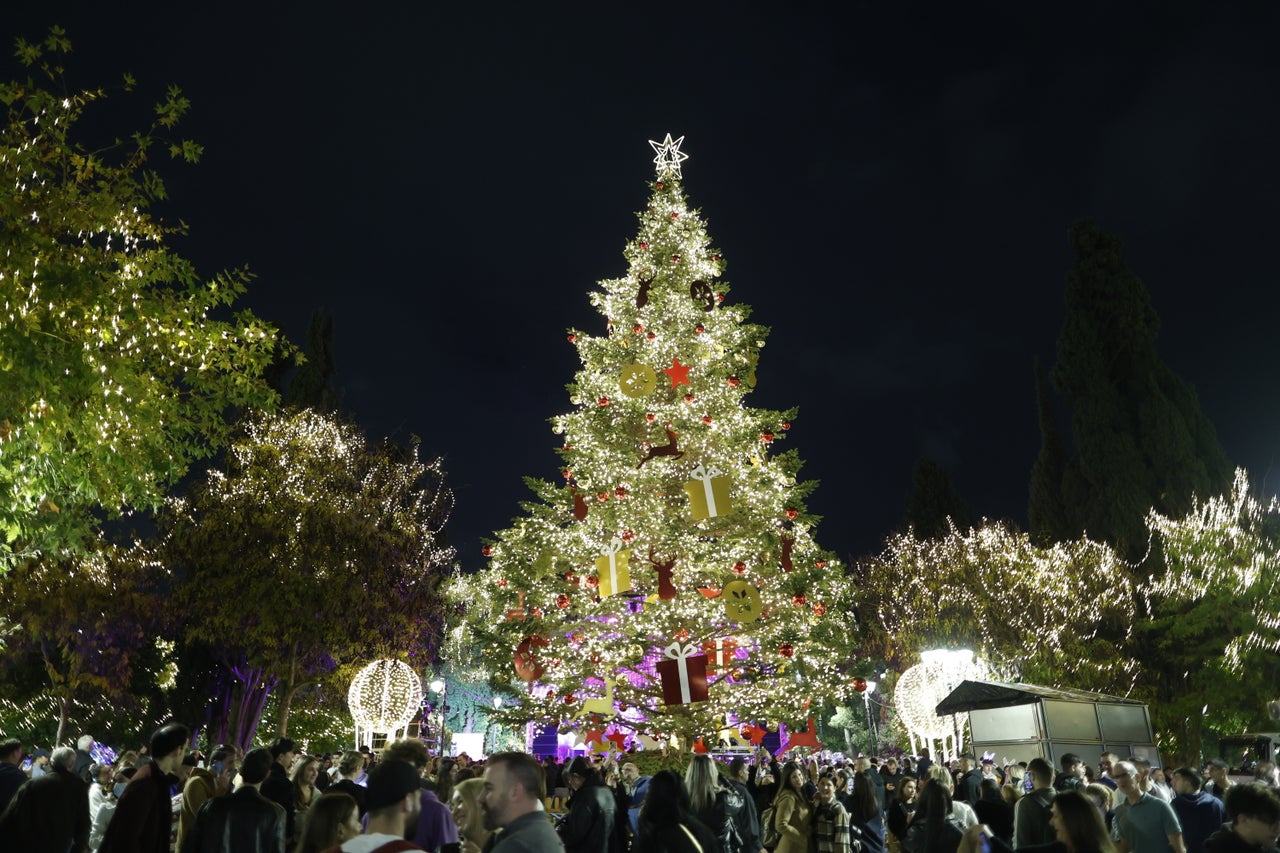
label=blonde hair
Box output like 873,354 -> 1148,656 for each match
685,754 -> 721,815
452,778 -> 485,840
926,765 -> 953,791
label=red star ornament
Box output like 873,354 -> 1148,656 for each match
606,730 -> 629,751
744,724 -> 768,745
584,727 -> 607,746
692,737 -> 709,754
663,357 -> 692,388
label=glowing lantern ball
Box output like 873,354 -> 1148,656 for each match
893,649 -> 988,745
347,659 -> 424,734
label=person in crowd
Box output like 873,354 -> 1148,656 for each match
436,758 -> 458,811
294,791 -> 361,853
479,751 -> 564,852
339,759 -> 427,852
0,738 -> 25,814
1128,759 -> 1172,805
926,765 -> 979,827
1205,783 -> 1280,853
905,777 -> 964,853
1015,757 -> 1059,848
1204,760 -> 1235,802
849,770 -> 886,853
1047,789 -> 1118,853
75,734 -> 98,782
882,758 -> 904,803
90,762 -> 117,824
262,737 -> 299,846
314,755 -> 333,793
1111,760 -> 1185,853
773,761 -> 813,853
1098,755 -> 1121,792
90,766 -> 138,852
544,756 -> 566,813
1170,766 -> 1225,853
600,758 -> 633,852
0,744 -> 91,851
292,755 -> 323,819
635,769 -> 720,853
917,749 -> 934,782
812,774 -> 855,853
860,756 -> 888,813
685,754 -> 746,853
622,761 -> 654,837
179,745 -> 238,849
181,747 -> 285,853
725,757 -> 763,853
560,756 -> 617,853
329,751 -> 369,818
747,750 -> 780,817
1253,762 -> 1280,789
956,755 -> 985,805
382,738 -> 459,853
973,777 -> 1014,846
1085,783 -> 1116,832
450,777 -> 491,853
99,721 -> 191,853
887,776 -> 918,853
1057,755 -> 1089,794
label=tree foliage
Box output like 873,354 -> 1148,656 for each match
0,29 -> 290,566
903,459 -> 974,540
160,408 -> 455,744
1029,221 -> 1231,560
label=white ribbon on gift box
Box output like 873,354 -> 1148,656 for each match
663,641 -> 701,703
689,463 -> 725,517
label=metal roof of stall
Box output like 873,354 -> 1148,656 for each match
935,680 -> 1143,715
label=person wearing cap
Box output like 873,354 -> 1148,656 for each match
479,751 -> 564,852
558,756 -> 617,853
332,759 -> 426,852
1205,760 -> 1235,802
381,738 -> 460,852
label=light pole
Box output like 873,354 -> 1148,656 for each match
863,680 -> 879,754
430,678 -> 448,759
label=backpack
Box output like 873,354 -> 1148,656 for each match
759,805 -> 781,850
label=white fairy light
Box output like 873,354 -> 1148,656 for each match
649,133 -> 689,177
348,659 -> 423,747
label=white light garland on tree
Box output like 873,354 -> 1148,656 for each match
348,659 -> 423,749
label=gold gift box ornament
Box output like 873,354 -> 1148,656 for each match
684,463 -> 732,520
593,536 -> 632,597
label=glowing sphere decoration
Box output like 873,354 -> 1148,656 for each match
348,659 -> 423,745
893,648 -> 988,761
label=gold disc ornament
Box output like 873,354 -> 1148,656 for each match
619,363 -> 658,398
722,580 -> 762,623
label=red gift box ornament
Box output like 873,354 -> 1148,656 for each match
657,641 -> 709,705
701,638 -> 737,672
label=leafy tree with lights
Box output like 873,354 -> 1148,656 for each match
0,30 -> 290,569
160,408 -> 455,746
447,136 -> 856,747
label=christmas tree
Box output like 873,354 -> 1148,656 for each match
447,136 -> 857,748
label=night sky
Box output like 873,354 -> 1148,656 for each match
13,3 -> 1280,564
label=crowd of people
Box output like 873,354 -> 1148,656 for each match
1,728 -> 1279,853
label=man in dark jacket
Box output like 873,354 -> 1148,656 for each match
0,745 -> 90,851
181,747 -> 285,853
74,734 -> 97,782
1204,783 -> 1280,853
1172,767 -> 1227,853
260,736 -> 298,844
955,755 -> 984,805
559,757 -> 617,853
1013,757 -> 1057,848
0,738 -> 26,813
1054,753 -> 1087,793
100,722 -> 191,853
728,757 -> 764,853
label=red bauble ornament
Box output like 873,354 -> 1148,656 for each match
676,627 -> 691,642
565,572 -> 579,585
779,643 -> 795,659
716,293 -> 725,303
670,211 -> 679,220
733,561 -> 747,575
615,487 -> 628,499
702,415 -> 713,425
596,492 -> 609,502
562,469 -> 573,480
656,182 -> 665,189
586,576 -> 600,589
646,331 -> 656,340
557,594 -> 571,609
497,579 -> 509,588
694,324 -> 705,334
781,421 -> 791,430
671,254 -> 681,263
639,241 -> 649,250
564,693 -> 576,704
590,652 -> 603,665
633,323 -> 644,334
727,376 -> 741,388
621,529 -> 636,543
645,412 -> 657,423
683,393 -> 695,403
761,432 -> 775,443
562,443 -> 572,451
815,560 -> 828,569
567,333 -> 577,343
852,677 -> 868,693
785,508 -> 799,520
571,630 -> 584,643
712,254 -> 722,261
598,396 -> 610,407
481,545 -> 493,556
530,607 -> 543,618
793,593 -> 807,606
812,603 -> 827,617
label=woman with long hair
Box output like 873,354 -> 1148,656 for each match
772,762 -> 812,853
849,772 -> 885,853
635,769 -> 720,852
1049,790 -> 1116,853
904,778 -> 963,853
450,777 -> 491,853
291,756 -> 322,815
685,754 -> 745,853
886,776 -> 917,853
293,791 -> 360,853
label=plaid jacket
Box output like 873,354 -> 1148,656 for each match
813,799 -> 854,853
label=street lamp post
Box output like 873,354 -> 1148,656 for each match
429,678 -> 448,759
863,680 -> 879,754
